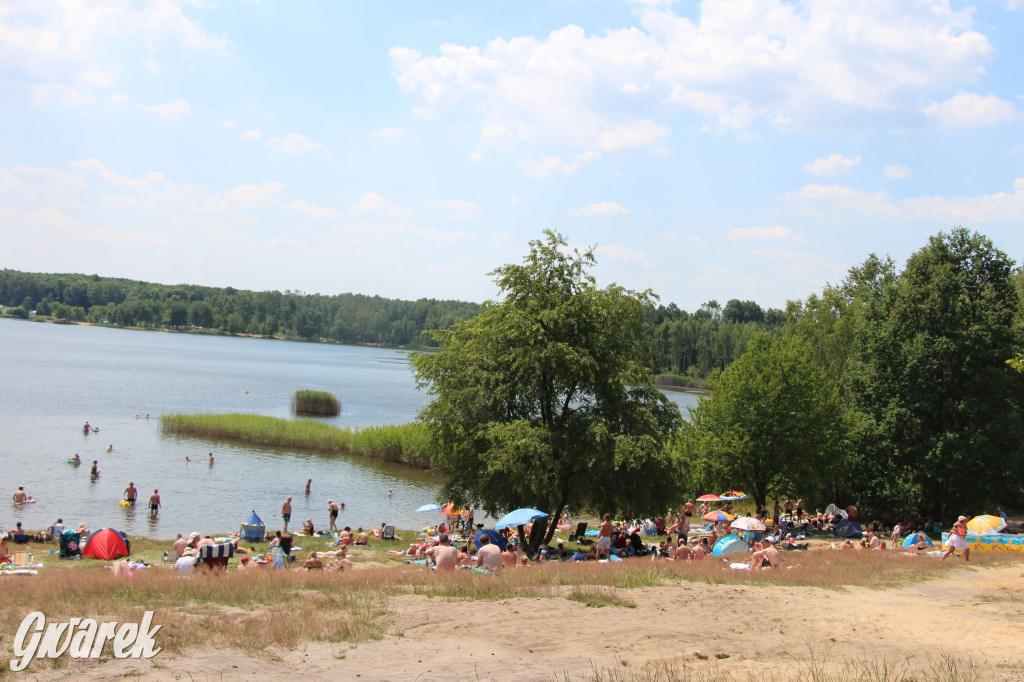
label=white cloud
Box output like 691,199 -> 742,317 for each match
223,119 -> 236,129
0,1 -> 230,109
658,230 -> 678,243
111,95 -> 190,121
373,127 -> 404,138
566,201 -> 630,218
350,193 -> 415,221
593,244 -> 653,268
803,154 -> 861,177
223,182 -> 284,209
884,164 -> 913,180
784,179 -> 1024,223
489,232 -> 512,249
430,199 -> 481,220
924,92 -> 1016,128
728,225 -> 792,241
520,155 -> 582,178
267,133 -> 321,154
283,199 -> 341,221
391,1 -> 994,162
243,129 -> 262,140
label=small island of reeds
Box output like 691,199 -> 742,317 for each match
160,413 -> 432,468
292,389 -> 341,416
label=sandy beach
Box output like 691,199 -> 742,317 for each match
19,557 -> 1024,682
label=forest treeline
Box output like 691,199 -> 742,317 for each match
0,269 -> 784,378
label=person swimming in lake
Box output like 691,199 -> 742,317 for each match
90,461 -> 100,477
305,479 -> 311,495
208,452 -> 214,464
72,453 -> 81,465
106,444 -> 114,453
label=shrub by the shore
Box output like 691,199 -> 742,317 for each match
161,413 -> 432,468
292,389 -> 341,416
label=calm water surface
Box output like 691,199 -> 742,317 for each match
0,319 -> 699,539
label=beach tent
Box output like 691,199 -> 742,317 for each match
240,510 -> 265,542
824,503 -> 848,520
81,528 -> 129,560
903,534 -> 933,549
712,535 -> 749,557
475,529 -> 508,552
834,519 -> 864,539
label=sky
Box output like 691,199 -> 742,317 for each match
1,0 -> 1023,311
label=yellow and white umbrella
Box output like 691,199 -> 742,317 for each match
966,515 -> 1006,535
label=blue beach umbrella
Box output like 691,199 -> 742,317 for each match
493,508 -> 549,530
416,504 -> 444,513
712,534 -> 749,557
903,533 -> 933,549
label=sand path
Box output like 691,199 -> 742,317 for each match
28,563 -> 1024,681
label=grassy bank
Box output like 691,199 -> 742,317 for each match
655,373 -> 710,392
292,389 -> 341,416
161,413 -> 433,468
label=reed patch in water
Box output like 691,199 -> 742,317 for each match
292,389 -> 341,416
160,413 -> 432,468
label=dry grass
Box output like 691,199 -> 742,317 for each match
1,543 -> 1016,677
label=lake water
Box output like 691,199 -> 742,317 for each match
0,319 -> 700,539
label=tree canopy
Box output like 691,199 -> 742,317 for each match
682,333 -> 849,510
411,230 -> 682,553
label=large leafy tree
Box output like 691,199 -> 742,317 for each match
411,231 -> 683,553
852,228 -> 1024,517
683,333 -> 849,512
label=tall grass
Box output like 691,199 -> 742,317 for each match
292,389 -> 341,416
161,413 -> 433,468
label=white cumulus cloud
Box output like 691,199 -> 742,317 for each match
566,201 -> 630,218
267,133 -> 321,154
884,164 -> 913,180
430,199 -> 481,220
924,92 -> 1016,128
728,225 -> 792,241
803,154 -> 861,177
243,129 -> 262,140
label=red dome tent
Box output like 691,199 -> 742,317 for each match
81,528 -> 130,560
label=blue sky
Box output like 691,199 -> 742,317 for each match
1,0 -> 1022,311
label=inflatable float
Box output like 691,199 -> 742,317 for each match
13,498 -> 37,505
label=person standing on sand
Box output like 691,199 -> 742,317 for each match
281,497 -> 292,533
149,489 -> 161,516
942,515 -> 971,562
424,532 -> 458,571
328,499 -> 340,531
123,482 -> 138,505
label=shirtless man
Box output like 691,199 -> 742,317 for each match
124,482 -> 138,506
670,543 -> 692,561
501,544 -> 518,570
749,541 -> 782,570
596,514 -> 614,560
424,532 -> 458,572
173,533 -> 188,558
475,534 -> 503,572
12,487 -> 27,503
281,497 -> 292,533
684,499 -> 695,517
796,498 -> 805,520
149,489 -> 161,516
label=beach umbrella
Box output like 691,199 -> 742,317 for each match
730,517 -> 766,532
439,502 -> 464,516
966,515 -> 1006,535
416,504 -> 443,513
712,535 -> 749,557
704,510 -> 735,523
697,494 -> 722,502
720,490 -> 748,500
493,508 -> 549,530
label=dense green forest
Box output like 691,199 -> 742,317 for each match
0,269 -> 783,378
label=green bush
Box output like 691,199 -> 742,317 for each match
292,390 -> 341,416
